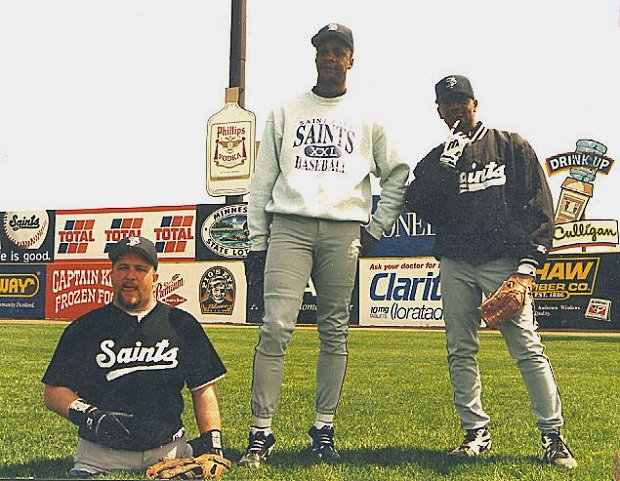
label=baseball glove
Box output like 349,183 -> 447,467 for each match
146,454 -> 231,480
480,273 -> 534,329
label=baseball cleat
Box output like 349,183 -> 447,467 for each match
449,427 -> 492,457
308,425 -> 341,463
238,430 -> 276,468
542,432 -> 577,469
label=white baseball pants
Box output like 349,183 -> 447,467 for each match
250,214 -> 360,423
440,256 -> 564,433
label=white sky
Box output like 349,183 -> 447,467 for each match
0,0 -> 619,220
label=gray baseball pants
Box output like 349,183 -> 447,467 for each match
251,214 -> 360,423
440,256 -> 564,433
70,433 -> 191,477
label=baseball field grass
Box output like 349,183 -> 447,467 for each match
0,321 -> 618,481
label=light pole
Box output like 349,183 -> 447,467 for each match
226,0 -> 247,205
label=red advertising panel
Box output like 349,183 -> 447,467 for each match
45,263 -> 113,319
44,260 -> 247,323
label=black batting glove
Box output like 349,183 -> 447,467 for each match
69,398 -> 133,442
188,429 -> 223,456
244,250 -> 267,317
359,227 -> 379,258
243,250 -> 267,285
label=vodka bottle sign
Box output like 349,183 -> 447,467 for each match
206,87 -> 256,196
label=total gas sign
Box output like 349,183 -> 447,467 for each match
55,206 -> 196,262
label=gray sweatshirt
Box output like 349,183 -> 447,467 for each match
248,90 -> 409,250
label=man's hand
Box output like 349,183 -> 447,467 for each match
243,251 -> 267,285
188,430 -> 223,457
68,398 -> 133,442
243,250 -> 267,317
360,227 -> 379,258
440,121 -> 471,169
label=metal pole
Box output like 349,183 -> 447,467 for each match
229,0 -> 246,107
226,0 -> 247,204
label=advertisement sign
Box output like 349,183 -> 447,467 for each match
535,253 -> 619,329
196,203 -> 250,260
206,87 -> 256,197
0,210 -> 55,264
366,196 -> 436,258
546,139 -> 618,252
157,262 -> 247,324
0,203 -> 615,328
55,206 -> 196,262
45,263 -> 113,320
199,265 -> 236,315
553,220 -> 618,251
0,264 -> 46,319
43,261 -> 247,323
358,257 -> 443,327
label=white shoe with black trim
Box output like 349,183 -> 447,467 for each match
449,427 -> 492,457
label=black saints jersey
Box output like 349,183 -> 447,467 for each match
42,302 -> 226,451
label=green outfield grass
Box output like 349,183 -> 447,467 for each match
0,322 -> 618,480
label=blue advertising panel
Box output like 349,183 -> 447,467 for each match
0,264 -> 46,319
535,252 -> 620,330
366,196 -> 436,258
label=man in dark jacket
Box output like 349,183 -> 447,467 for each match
406,75 -> 576,468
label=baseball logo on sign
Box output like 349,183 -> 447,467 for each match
3,211 -> 49,249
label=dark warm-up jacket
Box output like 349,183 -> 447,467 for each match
405,123 -> 554,271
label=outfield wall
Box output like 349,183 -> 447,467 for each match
0,204 -> 618,329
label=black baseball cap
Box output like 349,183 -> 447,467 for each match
311,23 -> 354,52
435,75 -> 475,103
108,236 -> 158,269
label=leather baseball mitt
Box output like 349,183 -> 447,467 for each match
480,273 -> 534,328
146,454 -> 231,480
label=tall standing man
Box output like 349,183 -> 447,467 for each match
43,236 -> 227,477
240,22 -> 409,467
405,75 -> 577,468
